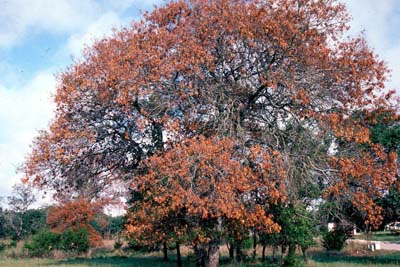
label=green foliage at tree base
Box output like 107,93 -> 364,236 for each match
322,228 -> 348,251
24,228 -> 90,257
24,230 -> 60,257
0,242 -> 6,252
284,256 -> 305,267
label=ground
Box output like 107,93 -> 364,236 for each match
1,252 -> 400,267
2,245 -> 400,266
2,234 -> 400,266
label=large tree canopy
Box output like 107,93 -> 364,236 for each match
23,0 -> 398,265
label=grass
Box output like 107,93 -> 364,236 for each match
2,253 -> 400,267
354,231 -> 400,243
0,256 -> 279,267
2,254 -> 400,267
309,251 -> 400,267
2,243 -> 400,267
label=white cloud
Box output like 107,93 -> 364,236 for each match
0,0 -> 167,49
0,70 -> 56,197
108,0 -> 163,12
0,0 -> 102,48
64,0 -> 167,59
65,12 -> 125,58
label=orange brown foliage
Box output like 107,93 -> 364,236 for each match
22,0 -> 399,235
47,199 -> 109,247
327,145 -> 398,228
126,136 -> 286,245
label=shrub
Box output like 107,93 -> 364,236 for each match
25,228 -> 90,257
60,228 -> 89,253
114,240 -> 123,250
24,230 -> 61,257
0,242 -> 6,252
322,228 -> 348,251
8,240 -> 17,248
284,256 -> 305,267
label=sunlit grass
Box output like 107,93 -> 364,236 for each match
2,244 -> 400,267
309,251 -> 400,267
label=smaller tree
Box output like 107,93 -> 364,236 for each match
378,187 -> 400,227
7,183 -> 36,213
260,203 -> 316,265
322,227 -> 348,252
3,183 -> 36,240
47,199 -> 109,247
0,207 -> 7,239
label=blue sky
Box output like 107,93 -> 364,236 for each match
0,0 -> 399,203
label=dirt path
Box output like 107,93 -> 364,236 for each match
380,242 -> 400,251
350,239 -> 400,251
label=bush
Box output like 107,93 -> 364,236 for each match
60,228 -> 89,253
322,228 -> 348,251
24,230 -> 61,257
114,240 -> 123,250
0,242 -> 6,252
25,228 -> 90,257
8,240 -> 17,248
284,256 -> 305,267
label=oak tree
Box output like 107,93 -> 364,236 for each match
22,0 -> 399,265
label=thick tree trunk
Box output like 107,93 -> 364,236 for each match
163,242 -> 168,261
194,244 -> 206,267
208,242 -> 220,267
176,242 -> 182,267
262,245 -> 266,261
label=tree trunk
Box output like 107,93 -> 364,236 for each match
163,242 -> 168,261
228,242 -> 234,259
252,232 -> 257,259
194,244 -> 206,267
272,244 -> 277,262
280,245 -> 287,266
235,239 -> 243,262
287,244 -> 296,259
208,242 -> 220,267
301,246 -> 308,263
285,243 -> 296,266
176,242 -> 182,267
262,245 -> 266,261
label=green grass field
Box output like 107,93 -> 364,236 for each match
2,239 -> 400,267
2,252 -> 400,267
309,251 -> 400,267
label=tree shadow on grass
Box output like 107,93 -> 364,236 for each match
311,252 -> 400,265
57,255 -> 280,267
219,256 -> 280,267
57,255 -> 194,267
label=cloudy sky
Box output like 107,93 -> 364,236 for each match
0,0 -> 399,201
